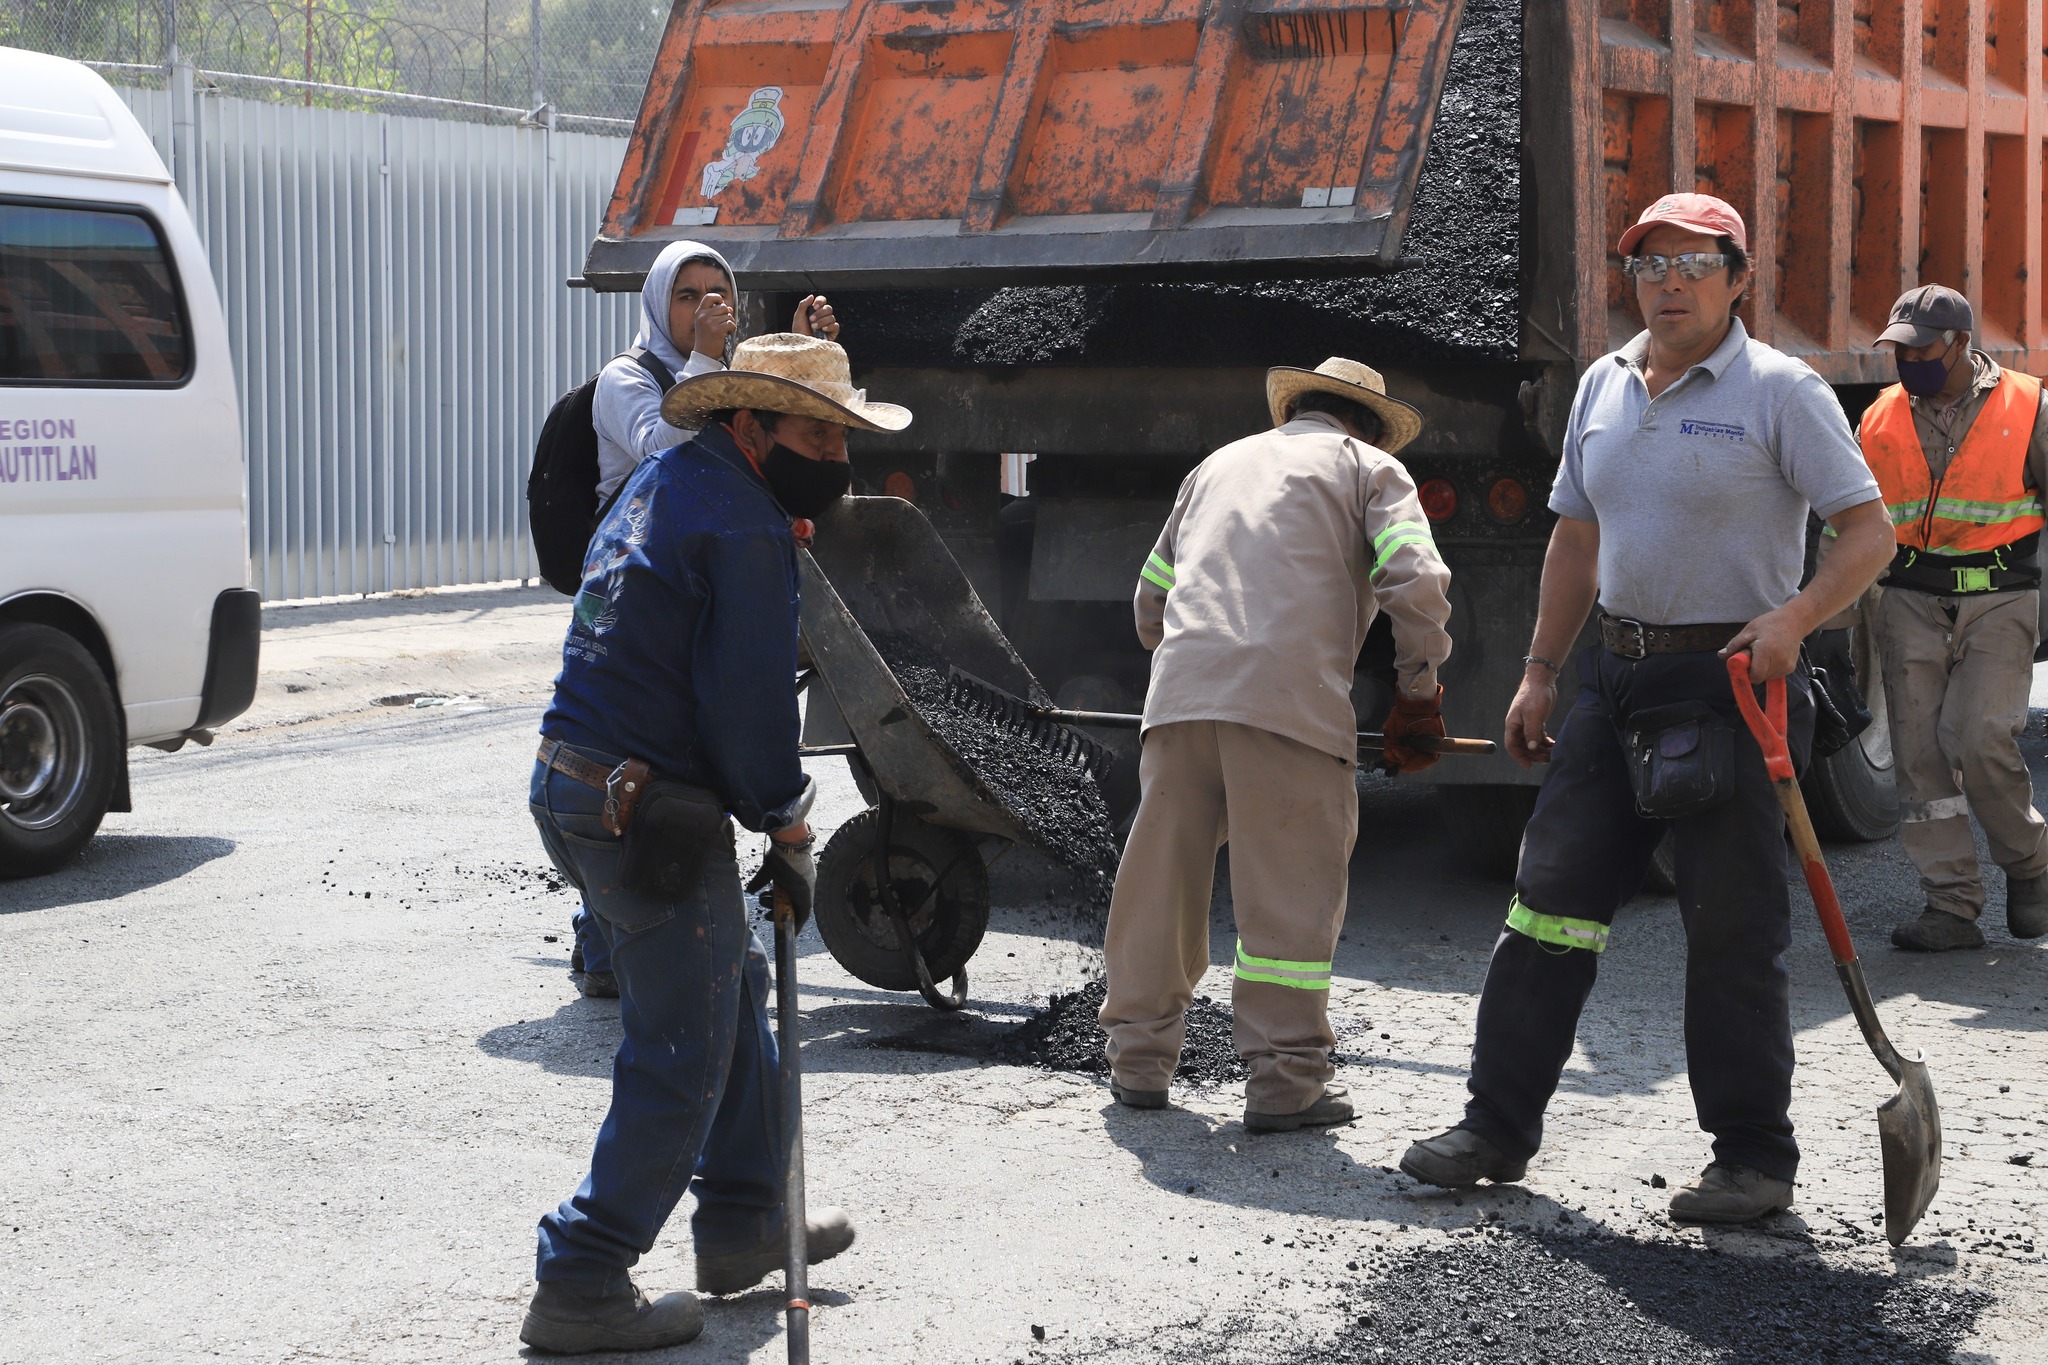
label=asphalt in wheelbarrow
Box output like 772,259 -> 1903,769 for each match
869,632 -> 1119,901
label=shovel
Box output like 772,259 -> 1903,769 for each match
771,887 -> 811,1364
1727,652 -> 1941,1245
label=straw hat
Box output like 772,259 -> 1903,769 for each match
1265,357 -> 1424,453
661,332 -> 912,432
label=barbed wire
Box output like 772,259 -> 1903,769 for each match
0,0 -> 659,123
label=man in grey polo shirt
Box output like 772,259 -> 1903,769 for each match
1401,193 -> 1894,1225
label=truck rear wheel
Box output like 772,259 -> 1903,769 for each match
0,624 -> 120,879
813,808 -> 990,992
1437,784 -> 1538,881
1802,626 -> 1899,843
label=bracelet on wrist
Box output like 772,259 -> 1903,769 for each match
1522,654 -> 1560,677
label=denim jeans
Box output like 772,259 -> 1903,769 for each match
529,746 -> 786,1293
1461,646 -> 1815,1183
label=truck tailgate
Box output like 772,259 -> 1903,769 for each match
586,0 -> 1467,289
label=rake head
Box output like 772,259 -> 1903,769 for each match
944,667 -> 1114,780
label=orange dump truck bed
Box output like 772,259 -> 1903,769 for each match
585,0 -> 1468,287
590,0 -> 2048,384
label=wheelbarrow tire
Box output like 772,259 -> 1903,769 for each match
813,807 -> 990,992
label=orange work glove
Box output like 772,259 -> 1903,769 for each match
1380,685 -> 1446,775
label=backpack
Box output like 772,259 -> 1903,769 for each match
527,347 -> 676,595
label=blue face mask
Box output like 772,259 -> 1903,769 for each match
1897,342 -> 1959,397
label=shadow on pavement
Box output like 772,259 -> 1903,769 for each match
2,833 -> 236,913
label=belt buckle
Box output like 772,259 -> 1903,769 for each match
1611,616 -> 1648,660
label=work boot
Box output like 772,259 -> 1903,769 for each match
1109,1080 -> 1169,1110
2006,873 -> 2048,940
569,942 -> 585,974
1667,1163 -> 1793,1224
1890,907 -> 1984,952
1399,1127 -> 1527,1188
519,1279 -> 703,1355
576,970 -> 620,999
695,1206 -> 857,1296
1244,1084 -> 1354,1134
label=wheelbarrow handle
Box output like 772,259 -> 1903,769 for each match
1035,708 -> 1495,756
1726,653 -> 1857,967
770,888 -> 811,1365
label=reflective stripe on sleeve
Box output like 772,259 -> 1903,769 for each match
1505,896 -> 1610,954
1372,520 -> 1435,566
1233,940 -> 1332,990
1140,552 -> 1175,591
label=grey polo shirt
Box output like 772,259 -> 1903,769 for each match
1551,319 -> 1880,626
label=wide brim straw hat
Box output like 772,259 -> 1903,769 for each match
662,332 -> 912,433
1265,357 -> 1424,454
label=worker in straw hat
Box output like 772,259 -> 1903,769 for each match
1098,357 -> 1454,1133
521,332 -> 906,1354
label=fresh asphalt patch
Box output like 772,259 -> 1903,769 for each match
1044,1226 -> 1991,1364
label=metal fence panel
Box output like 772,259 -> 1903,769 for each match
118,87 -> 634,600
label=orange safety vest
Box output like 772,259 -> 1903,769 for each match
1861,369 -> 2044,555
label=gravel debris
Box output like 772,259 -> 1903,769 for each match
997,979 -> 1247,1087
870,631 -> 1119,897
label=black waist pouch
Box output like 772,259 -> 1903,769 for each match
1623,701 -> 1736,819
617,780 -> 732,898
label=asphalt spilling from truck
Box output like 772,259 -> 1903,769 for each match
869,632 -> 1120,901
848,0 -> 1520,369
1049,1228 -> 1989,1363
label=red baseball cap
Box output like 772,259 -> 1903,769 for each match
1617,193 -> 1749,257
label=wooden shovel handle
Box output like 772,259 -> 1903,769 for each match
1727,653 -> 1859,966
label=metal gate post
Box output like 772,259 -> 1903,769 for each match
378,117 -> 398,592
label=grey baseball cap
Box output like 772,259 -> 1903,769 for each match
1879,284 -> 1974,347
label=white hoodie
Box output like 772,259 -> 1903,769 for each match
592,239 -> 737,502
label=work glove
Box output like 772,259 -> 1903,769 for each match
747,833 -> 817,933
1380,685 -> 1446,775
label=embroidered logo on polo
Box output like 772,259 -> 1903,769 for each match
1677,419 -> 1747,442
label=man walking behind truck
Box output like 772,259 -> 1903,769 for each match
1861,284 -> 2048,952
1401,194 -> 1895,1224
1099,357 -> 1454,1133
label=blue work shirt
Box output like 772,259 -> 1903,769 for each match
540,423 -> 808,834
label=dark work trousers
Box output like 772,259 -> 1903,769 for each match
1461,645 -> 1814,1183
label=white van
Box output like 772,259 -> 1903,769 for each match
0,47 -> 256,878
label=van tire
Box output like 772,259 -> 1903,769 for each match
0,624 -> 121,878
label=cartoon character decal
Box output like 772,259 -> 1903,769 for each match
700,87 -> 787,198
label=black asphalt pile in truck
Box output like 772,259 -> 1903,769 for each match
847,0 -> 1520,369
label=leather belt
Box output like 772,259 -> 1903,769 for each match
1599,614 -> 1747,660
538,739 -> 612,790
538,739 -> 652,834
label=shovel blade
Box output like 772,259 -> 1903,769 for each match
1877,1049 -> 1941,1246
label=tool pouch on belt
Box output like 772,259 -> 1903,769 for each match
1623,701 -> 1736,819
607,758 -> 731,898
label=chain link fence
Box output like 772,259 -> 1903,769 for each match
1,0 -> 659,125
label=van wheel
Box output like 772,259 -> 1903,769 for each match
1437,784 -> 1539,881
0,625 -> 120,878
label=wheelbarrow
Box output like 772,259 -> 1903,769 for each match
795,496 -> 1097,1011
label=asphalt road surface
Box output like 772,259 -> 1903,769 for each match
4,586 -> 2046,1363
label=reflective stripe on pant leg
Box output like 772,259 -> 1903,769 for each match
1505,895 -> 1610,954
1234,939 -> 1331,990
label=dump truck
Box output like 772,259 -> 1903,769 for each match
582,0 -> 2048,868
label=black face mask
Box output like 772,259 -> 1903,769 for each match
762,443 -> 852,519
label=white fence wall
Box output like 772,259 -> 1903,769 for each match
118,88 -> 636,600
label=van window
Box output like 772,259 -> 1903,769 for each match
0,200 -> 191,385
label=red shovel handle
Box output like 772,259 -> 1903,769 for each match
1726,653 -> 1795,782
1727,652 -> 1859,966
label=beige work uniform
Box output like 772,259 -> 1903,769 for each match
1862,352 -> 2048,920
1099,412 -> 1453,1112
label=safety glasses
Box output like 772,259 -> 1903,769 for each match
1622,252 -> 1734,282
